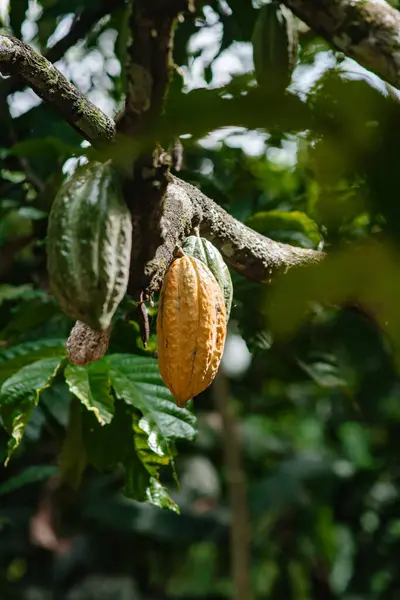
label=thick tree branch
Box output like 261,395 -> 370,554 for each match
0,35 -> 115,145
169,177 -> 322,282
115,0 -> 197,298
0,33 -> 324,294
5,0 -> 126,97
282,0 -> 400,90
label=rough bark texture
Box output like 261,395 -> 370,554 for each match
116,0 -> 195,299
139,179 -> 324,296
282,0 -> 400,89
0,33 -> 324,296
0,35 -> 116,145
173,177 -> 323,282
5,1 -> 126,96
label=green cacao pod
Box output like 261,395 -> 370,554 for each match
47,160 -> 132,331
252,2 -> 298,93
182,236 -> 233,318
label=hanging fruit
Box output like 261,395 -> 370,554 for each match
47,160 -> 132,331
252,2 -> 298,94
157,254 -> 227,407
182,235 -> 233,319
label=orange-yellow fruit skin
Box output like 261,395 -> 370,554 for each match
157,256 -> 227,408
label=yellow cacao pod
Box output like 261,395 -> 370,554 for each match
157,255 -> 227,408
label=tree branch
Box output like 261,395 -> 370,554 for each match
169,178 -> 323,283
0,33 -> 324,294
0,35 -> 115,145
115,1 -> 194,298
5,0 -> 126,97
282,0 -> 400,90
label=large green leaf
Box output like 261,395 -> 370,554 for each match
105,354 -> 197,447
0,357 -> 64,462
82,400 -> 177,510
72,355 -> 185,511
0,339 -> 66,385
64,362 -> 114,425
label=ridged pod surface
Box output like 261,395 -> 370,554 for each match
157,256 -> 227,408
252,2 -> 298,93
47,160 -> 132,331
182,236 -> 233,319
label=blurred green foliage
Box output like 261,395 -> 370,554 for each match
1,0 -> 400,599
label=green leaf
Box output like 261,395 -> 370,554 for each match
146,477 -> 179,513
106,354 -> 197,446
59,397 -> 87,489
83,400 -> 134,471
0,465 -> 58,497
123,451 -> 150,502
0,357 -> 63,462
64,362 -> 114,425
81,397 -> 179,509
133,415 -> 171,477
0,339 -> 66,385
247,210 -> 321,247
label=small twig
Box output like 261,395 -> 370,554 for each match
138,292 -> 150,349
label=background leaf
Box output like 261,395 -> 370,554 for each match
0,357 -> 63,461
106,354 -> 197,447
0,339 -> 66,384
